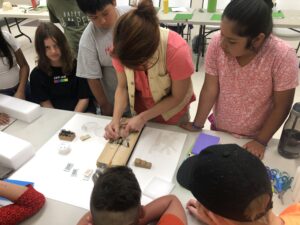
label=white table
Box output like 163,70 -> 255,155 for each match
0,5 -> 49,42
0,6 -> 49,20
3,108 -> 300,225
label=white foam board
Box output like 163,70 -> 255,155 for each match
0,94 -> 42,123
0,132 -> 34,170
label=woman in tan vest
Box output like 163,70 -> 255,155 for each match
104,0 -> 195,140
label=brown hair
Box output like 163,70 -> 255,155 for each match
208,195 -> 272,225
111,0 -> 160,69
34,22 -> 74,76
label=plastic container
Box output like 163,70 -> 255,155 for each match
163,0 -> 169,14
278,102 -> 300,158
31,0 -> 40,8
292,167 -> 300,202
207,0 -> 217,13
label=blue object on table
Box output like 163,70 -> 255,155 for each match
3,179 -> 34,186
265,167 -> 293,193
191,133 -> 220,155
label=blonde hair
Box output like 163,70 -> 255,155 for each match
240,194 -> 271,225
198,195 -> 272,225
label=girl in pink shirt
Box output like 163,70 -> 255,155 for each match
182,0 -> 299,159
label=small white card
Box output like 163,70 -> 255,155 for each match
172,7 -> 188,12
143,177 -> 175,199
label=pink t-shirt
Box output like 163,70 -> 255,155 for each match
205,33 -> 299,137
112,30 -> 195,124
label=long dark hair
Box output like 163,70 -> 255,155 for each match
223,0 -> 273,48
0,29 -> 14,69
111,0 -> 160,69
35,22 -> 74,76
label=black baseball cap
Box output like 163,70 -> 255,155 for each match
177,144 -> 273,222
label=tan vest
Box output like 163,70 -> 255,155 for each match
124,27 -> 194,121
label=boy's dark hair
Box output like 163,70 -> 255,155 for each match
34,22 -> 74,76
0,29 -> 14,69
223,0 -> 273,48
76,0 -> 114,14
111,0 -> 160,70
90,166 -> 141,225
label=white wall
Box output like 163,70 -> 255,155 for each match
169,0 -> 192,8
275,0 -> 300,10
117,0 -> 129,6
217,0 -> 231,9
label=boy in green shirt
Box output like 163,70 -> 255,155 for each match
46,0 -> 89,54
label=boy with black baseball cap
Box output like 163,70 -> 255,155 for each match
177,144 -> 300,225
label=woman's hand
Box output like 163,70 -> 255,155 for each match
104,120 -> 120,140
243,140 -> 266,160
0,113 -> 9,125
122,115 -> 146,138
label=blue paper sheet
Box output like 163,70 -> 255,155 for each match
3,179 -> 33,186
192,133 -> 220,155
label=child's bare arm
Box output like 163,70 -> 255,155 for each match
181,73 -> 219,131
0,180 -> 27,201
139,195 -> 187,225
40,100 -> 54,108
194,73 -> 219,126
87,79 -> 113,116
244,88 -> 295,159
14,49 -> 29,100
74,98 -> 89,112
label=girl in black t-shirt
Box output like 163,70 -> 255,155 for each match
30,22 -> 93,112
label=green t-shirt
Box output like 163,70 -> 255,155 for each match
46,0 -> 89,54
